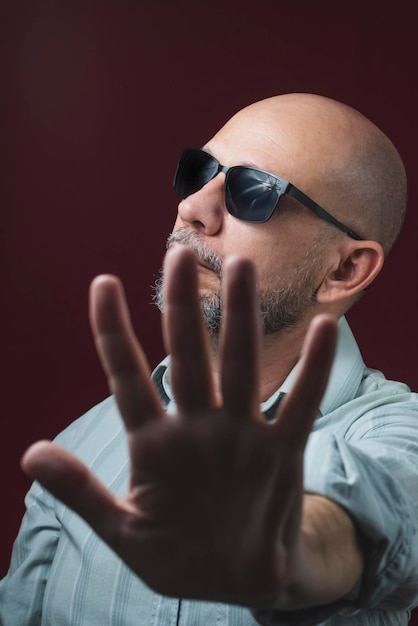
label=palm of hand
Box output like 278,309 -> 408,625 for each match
121,412 -> 301,604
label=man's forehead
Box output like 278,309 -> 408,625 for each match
203,115 -> 318,186
210,103 -> 368,193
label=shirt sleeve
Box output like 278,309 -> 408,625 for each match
0,480 -> 61,626
0,403 -> 89,626
251,408 -> 418,626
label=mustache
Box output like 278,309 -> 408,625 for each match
166,228 -> 223,278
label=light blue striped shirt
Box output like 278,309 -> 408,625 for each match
2,317 -> 418,625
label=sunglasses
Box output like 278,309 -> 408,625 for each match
173,148 -> 363,240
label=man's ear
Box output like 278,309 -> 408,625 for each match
316,240 -> 384,304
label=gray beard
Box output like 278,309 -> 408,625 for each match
153,228 -> 321,337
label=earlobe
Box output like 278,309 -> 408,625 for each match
316,241 -> 384,304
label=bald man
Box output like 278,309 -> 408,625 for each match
2,94 -> 418,626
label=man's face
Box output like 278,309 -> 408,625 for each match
155,106 -> 332,335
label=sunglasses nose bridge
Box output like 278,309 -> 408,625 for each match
176,170 -> 228,236
206,162 -> 228,191
218,163 -> 229,177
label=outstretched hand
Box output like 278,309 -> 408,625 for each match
22,246 -> 338,607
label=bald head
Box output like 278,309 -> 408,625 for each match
209,93 -> 407,255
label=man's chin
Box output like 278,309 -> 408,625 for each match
199,293 -> 223,336
197,267 -> 221,291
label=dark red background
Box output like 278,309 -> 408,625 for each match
2,0 -> 418,619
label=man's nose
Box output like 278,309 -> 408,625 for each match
175,174 -> 226,236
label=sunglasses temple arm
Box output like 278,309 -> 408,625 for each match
286,185 -> 363,240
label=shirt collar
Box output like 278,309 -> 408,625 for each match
276,316 -> 365,415
151,316 -> 365,417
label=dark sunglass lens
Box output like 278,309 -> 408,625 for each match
225,168 -> 280,223
174,149 -> 219,199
